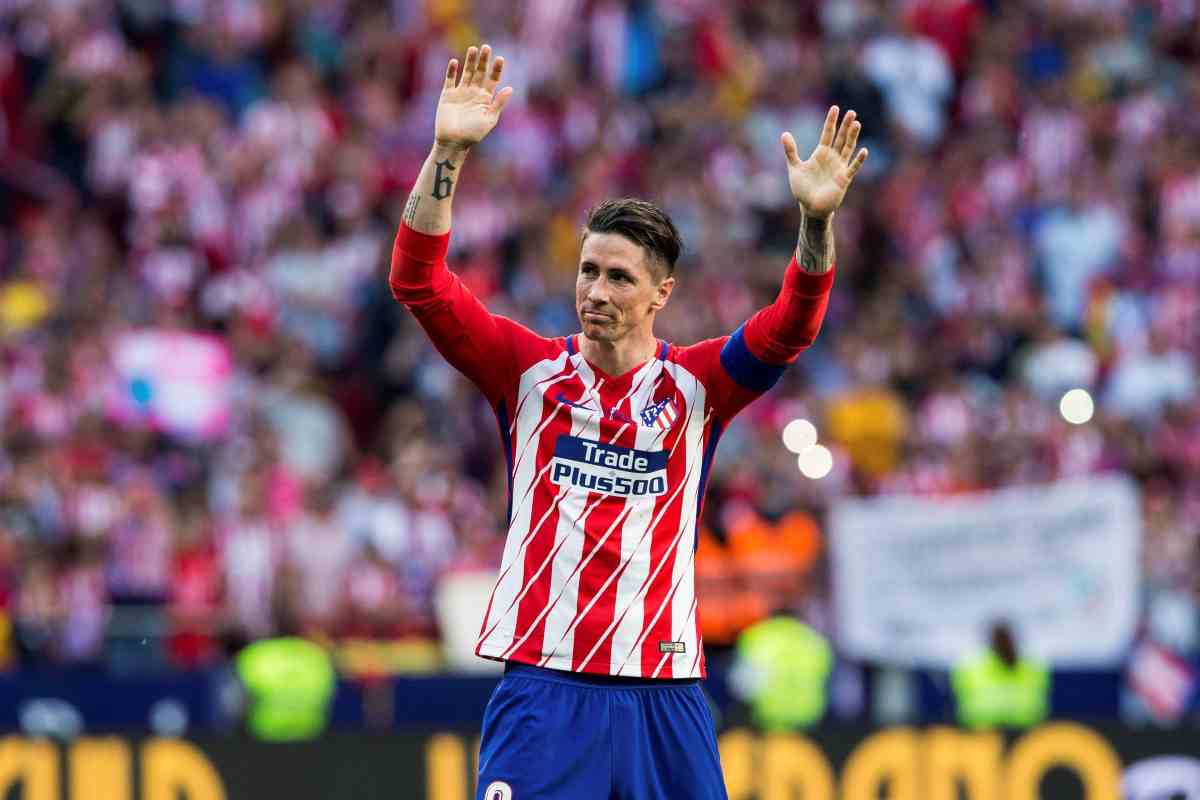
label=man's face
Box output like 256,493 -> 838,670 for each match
575,232 -> 674,344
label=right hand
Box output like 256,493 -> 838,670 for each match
781,106 -> 868,220
435,44 -> 513,150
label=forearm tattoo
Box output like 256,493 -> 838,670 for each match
797,212 -> 834,274
431,159 -> 457,200
403,194 -> 420,225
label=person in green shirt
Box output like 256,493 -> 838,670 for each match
235,630 -> 337,741
952,621 -> 1049,730
731,615 -> 833,731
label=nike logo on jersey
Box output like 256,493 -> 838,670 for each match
550,435 -> 668,497
554,392 -> 594,411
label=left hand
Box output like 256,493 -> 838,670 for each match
781,106 -> 869,219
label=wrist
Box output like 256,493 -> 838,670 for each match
432,140 -> 472,159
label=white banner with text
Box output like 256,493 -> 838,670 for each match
830,474 -> 1141,668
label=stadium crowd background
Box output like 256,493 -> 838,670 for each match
0,0 -> 1196,700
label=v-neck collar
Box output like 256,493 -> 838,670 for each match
567,334 -> 669,384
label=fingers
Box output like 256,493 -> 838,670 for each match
461,46 -> 478,87
842,117 -> 861,161
491,86 -> 514,115
846,147 -> 869,180
819,105 -> 839,148
832,109 -> 856,155
444,59 -> 458,90
485,55 -> 505,93
458,45 -> 502,90
781,131 -> 801,166
473,44 -> 491,87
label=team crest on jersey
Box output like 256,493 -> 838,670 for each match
484,781 -> 513,800
640,397 -> 678,430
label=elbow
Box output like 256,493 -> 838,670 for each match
796,326 -> 822,350
791,328 -> 820,350
784,317 -> 827,353
390,282 -> 441,309
388,278 -> 418,305
389,265 -> 451,308
390,227 -> 451,305
388,256 -> 439,306
761,327 -> 822,364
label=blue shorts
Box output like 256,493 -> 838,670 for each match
477,663 -> 728,800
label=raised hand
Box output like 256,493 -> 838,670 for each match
435,44 -> 514,150
781,106 -> 869,219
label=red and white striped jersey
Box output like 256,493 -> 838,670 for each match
390,224 -> 833,678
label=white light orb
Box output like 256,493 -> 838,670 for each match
798,444 -> 834,479
782,418 -> 819,454
1059,388 -> 1095,425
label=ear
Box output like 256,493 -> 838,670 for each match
649,275 -> 675,313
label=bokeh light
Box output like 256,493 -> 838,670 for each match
798,445 -> 834,479
782,418 -> 819,454
1060,388 -> 1095,425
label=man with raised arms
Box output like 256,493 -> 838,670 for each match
390,43 -> 867,800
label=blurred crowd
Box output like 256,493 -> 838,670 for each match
0,0 -> 1197,676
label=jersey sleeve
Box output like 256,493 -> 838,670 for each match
680,257 -> 835,421
389,224 -> 530,407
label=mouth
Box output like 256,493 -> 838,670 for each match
582,310 -> 612,323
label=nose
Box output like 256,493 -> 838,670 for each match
586,277 -> 610,306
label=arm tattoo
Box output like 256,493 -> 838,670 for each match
403,194 -> 420,225
431,159 -> 457,200
796,212 -> 835,274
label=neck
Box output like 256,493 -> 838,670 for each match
579,328 -> 659,376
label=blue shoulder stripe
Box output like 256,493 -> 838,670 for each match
719,324 -> 786,393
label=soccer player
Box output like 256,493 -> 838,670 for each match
391,45 -> 867,800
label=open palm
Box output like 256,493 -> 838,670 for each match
435,45 -> 513,149
782,107 -> 869,218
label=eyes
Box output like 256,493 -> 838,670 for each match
580,264 -> 633,284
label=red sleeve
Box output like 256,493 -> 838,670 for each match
388,224 -> 518,406
678,257 -> 834,421
740,257 -> 834,365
